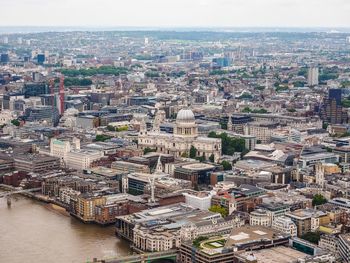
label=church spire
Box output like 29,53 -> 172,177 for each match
155,155 -> 163,173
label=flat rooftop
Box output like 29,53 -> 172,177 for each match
226,225 -> 286,247
181,163 -> 215,171
238,246 -> 307,263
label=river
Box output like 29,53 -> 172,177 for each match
0,194 -> 131,263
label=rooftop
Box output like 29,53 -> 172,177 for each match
226,225 -> 287,247
238,246 -> 308,263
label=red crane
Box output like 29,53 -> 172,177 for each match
59,74 -> 65,115
49,78 -> 55,110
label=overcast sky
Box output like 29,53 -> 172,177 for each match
1,0 -> 350,28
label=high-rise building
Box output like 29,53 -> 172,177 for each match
329,88 -> 342,105
2,36 -> 8,44
37,54 -> 45,64
320,89 -> 346,124
0,53 -> 9,64
307,67 -> 319,86
17,37 -> 23,45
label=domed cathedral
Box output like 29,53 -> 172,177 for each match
138,108 -> 222,162
174,109 -> 198,137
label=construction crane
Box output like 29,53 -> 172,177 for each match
49,78 -> 55,110
59,74 -> 65,115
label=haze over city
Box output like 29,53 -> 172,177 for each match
1,0 -> 350,28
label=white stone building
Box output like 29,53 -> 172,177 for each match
50,138 -> 103,170
183,191 -> 214,210
249,209 -> 270,227
272,216 -> 297,237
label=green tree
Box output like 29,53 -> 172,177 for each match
209,205 -> 229,218
297,68 -> 308,78
116,126 -> 128,132
292,81 -> 306,87
301,232 -> 321,245
95,134 -> 111,142
242,107 -> 251,113
209,154 -> 215,163
196,153 -> 206,162
60,66 -> 128,77
208,132 -> 246,155
193,236 -> 209,247
143,147 -> 156,155
220,121 -> 227,130
239,93 -> 253,100
11,119 -> 20,126
221,160 -> 232,171
107,125 -> 116,132
181,152 -> 189,158
312,194 -> 327,206
190,145 -> 197,159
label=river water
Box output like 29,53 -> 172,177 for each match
0,194 -> 131,263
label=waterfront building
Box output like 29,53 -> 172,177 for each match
116,203 -> 243,252
13,153 -> 60,173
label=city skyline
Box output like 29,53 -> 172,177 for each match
1,0 -> 350,28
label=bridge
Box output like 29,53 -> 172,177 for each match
93,250 -> 177,263
0,187 -> 41,198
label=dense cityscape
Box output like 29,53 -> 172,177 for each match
1,25 -> 350,263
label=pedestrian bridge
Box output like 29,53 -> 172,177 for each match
93,250 -> 177,263
0,187 -> 41,198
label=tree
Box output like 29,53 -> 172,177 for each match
189,145 -> 197,159
221,160 -> 232,171
193,236 -> 209,247
208,132 -> 246,155
220,121 -> 227,130
107,125 -> 116,132
116,126 -> 128,132
209,154 -> 215,163
95,134 -> 111,142
239,93 -> 253,100
181,152 -> 188,158
196,153 -> 206,163
11,119 -> 20,126
60,66 -> 128,77
312,194 -> 327,206
143,147 -> 156,155
301,232 -> 321,245
209,205 -> 229,218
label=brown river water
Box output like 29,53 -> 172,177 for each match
0,194 -> 131,263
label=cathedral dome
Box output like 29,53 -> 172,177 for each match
176,108 -> 195,123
